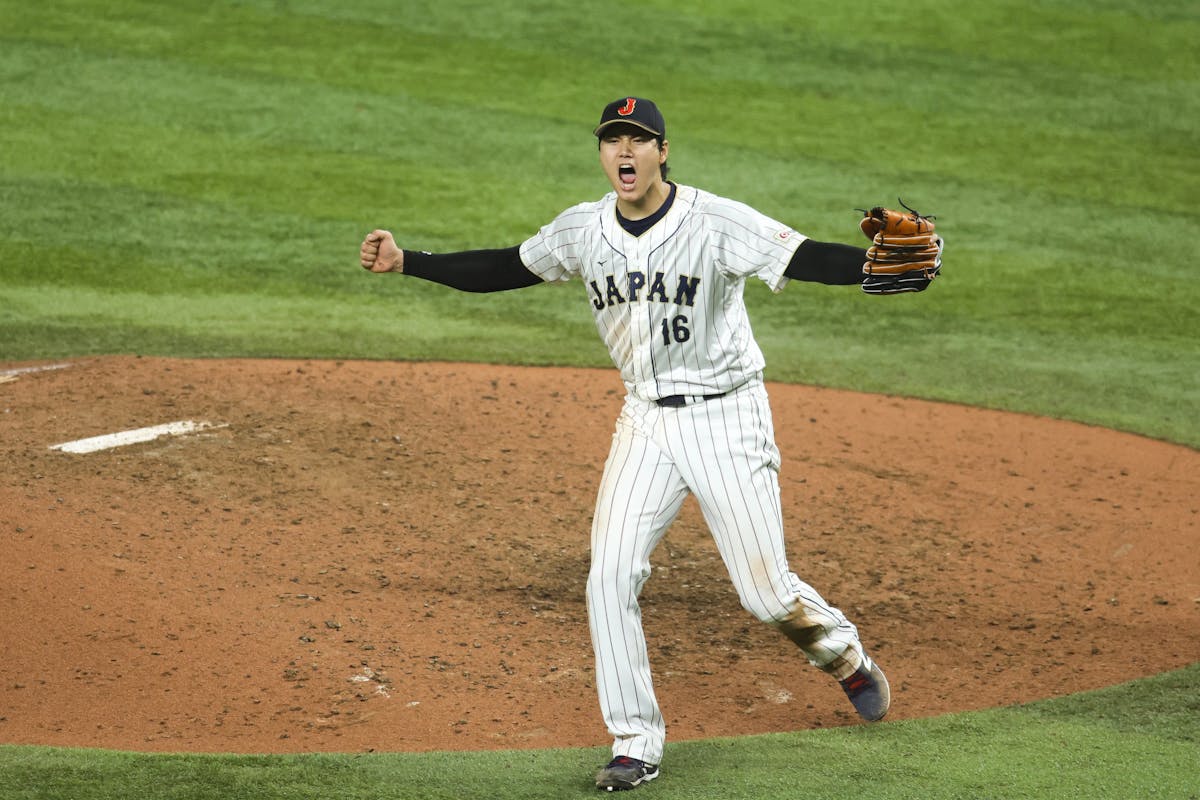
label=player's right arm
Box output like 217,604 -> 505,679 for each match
359,229 -> 542,292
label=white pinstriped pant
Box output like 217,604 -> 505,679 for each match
586,379 -> 864,765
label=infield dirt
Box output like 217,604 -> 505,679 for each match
1,356 -> 1196,753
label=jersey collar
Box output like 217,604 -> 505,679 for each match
616,182 -> 677,238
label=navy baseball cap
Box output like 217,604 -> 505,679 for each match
593,97 -> 666,138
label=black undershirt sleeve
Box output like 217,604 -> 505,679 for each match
401,246 -> 543,292
784,238 -> 867,285
401,238 -> 859,290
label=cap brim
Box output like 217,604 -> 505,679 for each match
593,119 -> 663,137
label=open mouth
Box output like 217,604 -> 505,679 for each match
618,164 -> 637,188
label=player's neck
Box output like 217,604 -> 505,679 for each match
616,182 -> 677,237
616,179 -> 672,221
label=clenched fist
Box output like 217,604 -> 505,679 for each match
360,229 -> 404,273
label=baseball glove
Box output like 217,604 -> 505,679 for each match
858,201 -> 942,294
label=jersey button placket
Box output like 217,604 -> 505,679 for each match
627,258 -> 651,391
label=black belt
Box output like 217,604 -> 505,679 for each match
656,391 -> 728,408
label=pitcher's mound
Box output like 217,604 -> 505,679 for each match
1,356 -> 1196,753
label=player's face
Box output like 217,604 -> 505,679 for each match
598,125 -> 670,214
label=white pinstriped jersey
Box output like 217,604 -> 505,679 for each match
518,184 -> 807,401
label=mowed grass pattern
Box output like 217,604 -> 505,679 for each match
2,0 -> 1198,444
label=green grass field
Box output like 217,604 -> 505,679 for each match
1,0 -> 1197,797
3,666 -> 1198,799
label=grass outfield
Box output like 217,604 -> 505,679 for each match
2,665 -> 1198,799
2,0 -> 1197,446
0,1 -> 1197,798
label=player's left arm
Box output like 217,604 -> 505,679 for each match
783,239 -> 866,285
781,204 -> 945,292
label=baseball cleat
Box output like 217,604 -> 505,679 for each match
839,653 -> 891,722
595,756 -> 659,791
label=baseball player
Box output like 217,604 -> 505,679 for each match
361,97 -> 934,791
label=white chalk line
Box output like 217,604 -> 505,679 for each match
50,420 -> 227,454
0,362 -> 73,377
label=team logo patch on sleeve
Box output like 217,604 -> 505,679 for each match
773,229 -> 795,243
